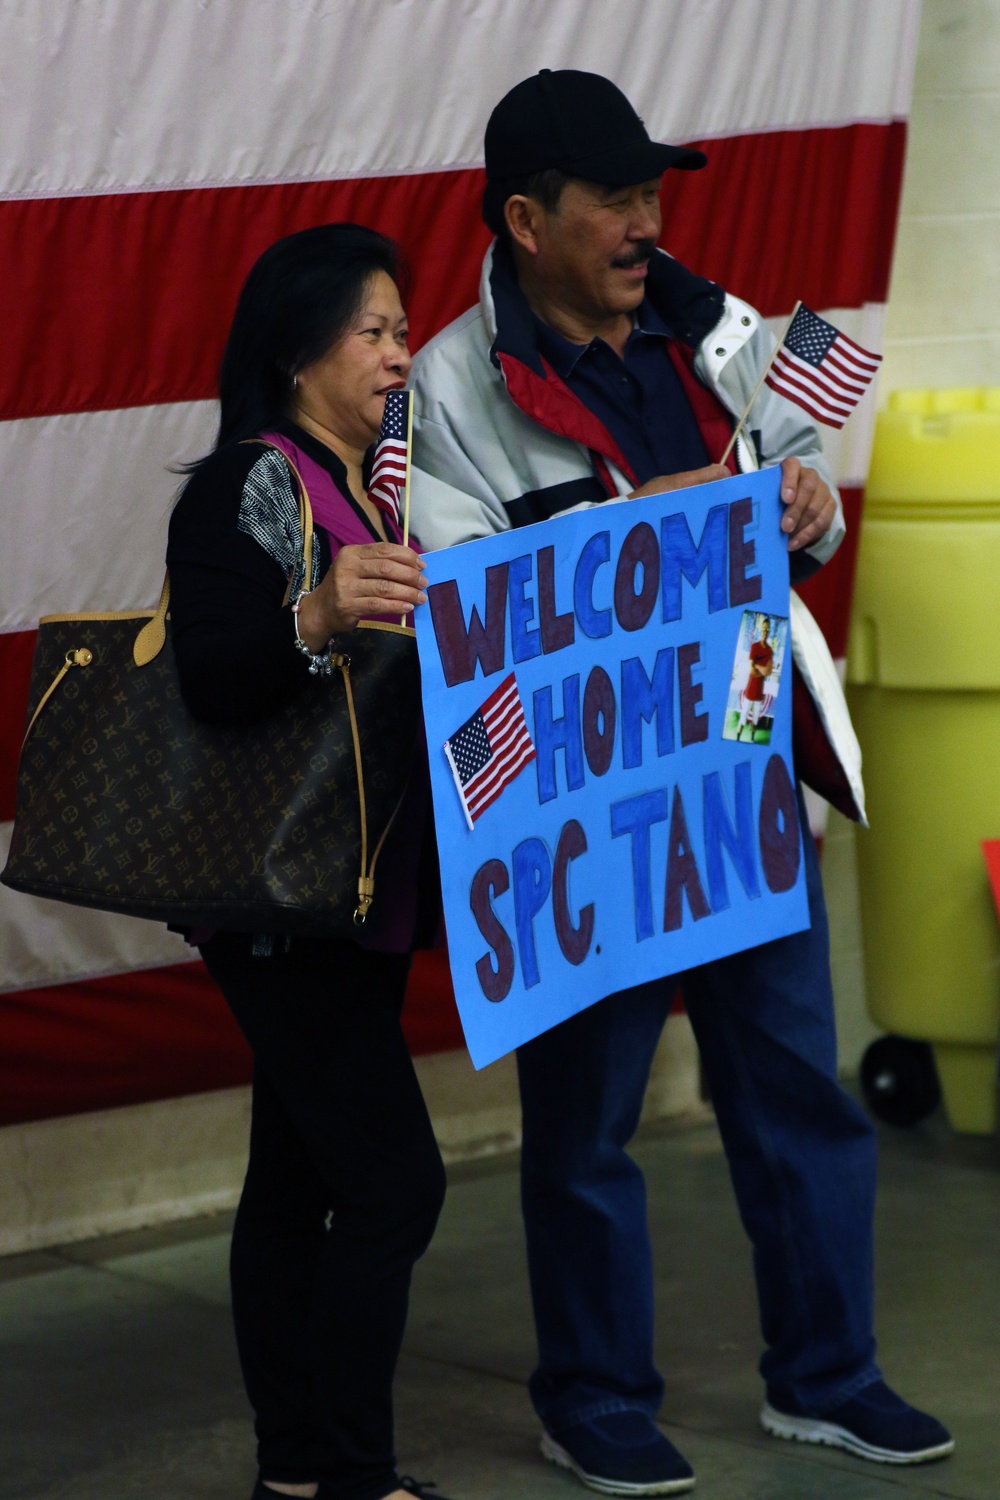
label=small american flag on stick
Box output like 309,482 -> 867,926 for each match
764,304 -> 881,429
368,388 -> 411,529
444,672 -> 536,829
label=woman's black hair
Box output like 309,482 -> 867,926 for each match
185,222 -> 406,468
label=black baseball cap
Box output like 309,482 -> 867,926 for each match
484,69 -> 707,186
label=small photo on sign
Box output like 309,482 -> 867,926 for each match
722,611 -> 789,746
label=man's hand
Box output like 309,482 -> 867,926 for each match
628,464 -> 729,499
779,457 -> 837,552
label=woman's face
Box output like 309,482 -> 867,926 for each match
295,269 -> 411,447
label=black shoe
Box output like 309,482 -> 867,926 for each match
761,1379 -> 954,1464
399,1477 -> 454,1499
541,1410 -> 695,1495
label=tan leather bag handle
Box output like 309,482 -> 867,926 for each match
132,440 -> 316,669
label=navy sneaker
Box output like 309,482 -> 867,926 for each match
761,1379 -> 954,1465
541,1410 -> 695,1495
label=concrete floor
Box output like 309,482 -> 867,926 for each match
2,1109 -> 997,1500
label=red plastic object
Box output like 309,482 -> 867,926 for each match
982,840 -> 1000,920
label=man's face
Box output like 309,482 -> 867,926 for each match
527,177 -> 663,324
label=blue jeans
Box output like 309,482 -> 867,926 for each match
516,805 -> 879,1433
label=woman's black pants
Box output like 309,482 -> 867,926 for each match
199,933 -> 446,1500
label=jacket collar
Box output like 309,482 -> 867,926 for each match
535,297 -> 672,382
481,236 -> 726,371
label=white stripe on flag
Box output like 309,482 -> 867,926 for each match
0,823 -> 191,994
0,0 -> 920,200
466,720 -> 531,809
766,372 -> 854,429
467,741 -> 536,819
771,348 -> 863,406
832,331 -> 883,370
767,355 -> 851,417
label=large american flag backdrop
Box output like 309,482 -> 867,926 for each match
0,0 -> 919,1125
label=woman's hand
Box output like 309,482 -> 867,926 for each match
295,542 -> 427,647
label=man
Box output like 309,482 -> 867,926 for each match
409,70 -> 952,1496
737,615 -> 774,742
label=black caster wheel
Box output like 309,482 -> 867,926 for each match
860,1035 -> 941,1127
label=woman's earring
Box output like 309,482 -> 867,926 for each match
292,373 -> 298,390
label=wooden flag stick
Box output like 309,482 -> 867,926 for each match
400,394 -> 415,626
719,300 -> 801,467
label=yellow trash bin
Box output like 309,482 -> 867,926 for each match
847,388 -> 1000,1135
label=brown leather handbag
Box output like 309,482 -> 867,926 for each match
1,454 -> 421,936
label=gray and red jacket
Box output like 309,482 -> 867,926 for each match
409,241 -> 865,822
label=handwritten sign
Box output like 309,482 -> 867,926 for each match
414,469 -> 810,1068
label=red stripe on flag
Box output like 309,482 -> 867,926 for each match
0,169 -> 493,422
467,741 -> 537,820
819,356 -> 870,395
0,961 -> 251,1126
479,673 -> 518,719
0,629 -> 36,822
826,344 -> 880,385
0,949 -> 463,1126
658,119 -> 906,317
466,735 -> 535,818
482,692 -> 520,740
765,368 -> 852,427
0,122 -> 905,422
769,353 -> 858,411
832,329 -> 883,367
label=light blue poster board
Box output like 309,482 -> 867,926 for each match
414,469 -> 810,1068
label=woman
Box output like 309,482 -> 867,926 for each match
167,225 -> 449,1500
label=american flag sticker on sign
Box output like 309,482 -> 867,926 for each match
444,672 -> 536,829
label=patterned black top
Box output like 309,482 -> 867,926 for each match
167,422 -> 362,726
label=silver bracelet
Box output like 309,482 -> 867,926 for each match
291,590 -> 336,677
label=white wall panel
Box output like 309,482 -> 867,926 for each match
882,0 -> 1000,397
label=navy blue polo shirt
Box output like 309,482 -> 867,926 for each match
534,300 -> 710,486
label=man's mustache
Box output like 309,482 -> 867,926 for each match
611,239 -> 657,269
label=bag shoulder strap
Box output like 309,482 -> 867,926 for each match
130,440 -> 318,668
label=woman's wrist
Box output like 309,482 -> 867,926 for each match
294,587 -> 341,651
292,590 -> 339,674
